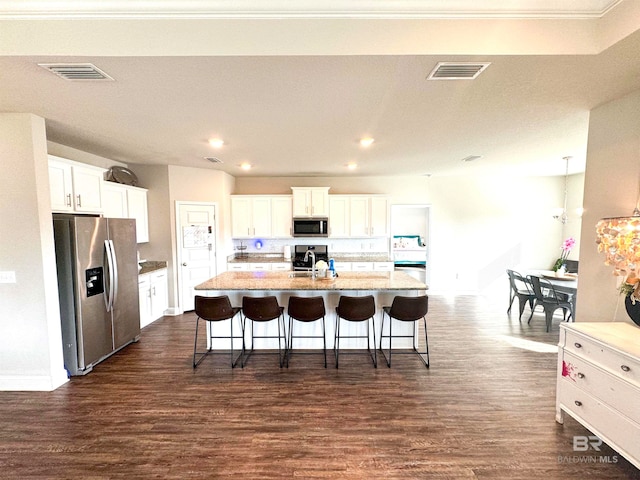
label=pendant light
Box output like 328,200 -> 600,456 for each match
554,156 -> 571,224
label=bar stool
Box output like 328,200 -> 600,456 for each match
334,295 -> 377,368
287,296 -> 327,367
193,295 -> 244,369
379,295 -> 429,368
242,296 -> 286,368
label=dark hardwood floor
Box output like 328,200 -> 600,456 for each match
1,293 -> 639,479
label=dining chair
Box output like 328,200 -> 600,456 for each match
526,275 -> 574,332
506,269 -> 536,321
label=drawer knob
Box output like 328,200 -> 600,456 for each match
574,400 -> 583,407
574,342 -> 582,348
621,365 -> 631,372
577,373 -> 585,379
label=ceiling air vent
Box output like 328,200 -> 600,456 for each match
38,63 -> 114,81
428,62 -> 491,80
205,157 -> 223,164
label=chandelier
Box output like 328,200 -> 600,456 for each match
553,156 -> 572,224
595,215 -> 640,278
595,173 -> 640,316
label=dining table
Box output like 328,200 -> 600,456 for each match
529,270 -> 578,316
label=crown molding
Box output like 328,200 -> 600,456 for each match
0,0 -> 624,19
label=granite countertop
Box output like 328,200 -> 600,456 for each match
195,271 -> 427,291
139,260 -> 168,275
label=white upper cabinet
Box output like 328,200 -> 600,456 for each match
231,196 -> 256,238
231,195 -> 292,239
271,196 -> 293,237
328,195 -> 350,238
48,155 -> 105,214
349,196 -> 370,237
369,195 -> 389,237
328,194 -> 389,238
103,182 -> 149,243
291,187 -> 329,217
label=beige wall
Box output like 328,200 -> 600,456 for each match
0,114 -> 67,390
578,88 -> 640,323
235,173 -> 581,294
166,166 -> 235,309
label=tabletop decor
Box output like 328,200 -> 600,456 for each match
552,237 -> 575,273
596,207 -> 640,326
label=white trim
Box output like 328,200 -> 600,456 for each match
0,0 -> 622,19
0,371 -> 68,392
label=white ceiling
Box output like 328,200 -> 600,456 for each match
1,0 -> 639,178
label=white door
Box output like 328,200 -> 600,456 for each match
177,202 -> 217,312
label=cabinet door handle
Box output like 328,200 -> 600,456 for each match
621,365 -> 631,372
574,400 -> 582,407
574,342 -> 582,349
76,194 -> 82,207
577,373 -> 585,379
66,194 -> 72,206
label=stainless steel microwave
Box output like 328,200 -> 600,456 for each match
292,218 -> 329,237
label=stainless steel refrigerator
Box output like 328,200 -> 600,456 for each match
53,215 -> 141,376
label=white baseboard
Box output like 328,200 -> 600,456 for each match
164,307 -> 181,316
0,369 -> 68,391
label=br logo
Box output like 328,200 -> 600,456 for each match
573,435 -> 602,452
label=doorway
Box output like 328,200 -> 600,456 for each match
390,204 -> 431,286
176,202 -> 217,313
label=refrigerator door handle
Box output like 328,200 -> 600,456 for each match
104,240 -> 118,312
109,239 -> 119,309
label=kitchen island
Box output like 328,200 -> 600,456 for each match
195,271 -> 428,350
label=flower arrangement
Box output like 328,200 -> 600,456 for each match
552,237 -> 575,272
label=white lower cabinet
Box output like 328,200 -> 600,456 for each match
351,262 -> 374,272
332,262 -> 352,272
227,263 -> 250,272
227,262 -> 291,272
556,322 -> 640,469
138,269 -> 168,328
373,262 -> 394,272
271,263 -> 292,271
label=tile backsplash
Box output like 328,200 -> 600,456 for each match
231,237 -> 390,255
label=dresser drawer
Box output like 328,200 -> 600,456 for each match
564,329 -> 640,388
558,379 -> 640,467
561,351 -> 640,424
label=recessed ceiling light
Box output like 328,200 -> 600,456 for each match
347,162 -> 358,170
208,138 -> 224,148
240,163 -> 252,171
360,137 -> 374,148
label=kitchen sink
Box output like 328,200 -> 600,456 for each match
288,271 -> 314,278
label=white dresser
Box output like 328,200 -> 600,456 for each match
556,322 -> 640,469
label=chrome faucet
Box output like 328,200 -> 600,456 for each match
303,249 -> 316,279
